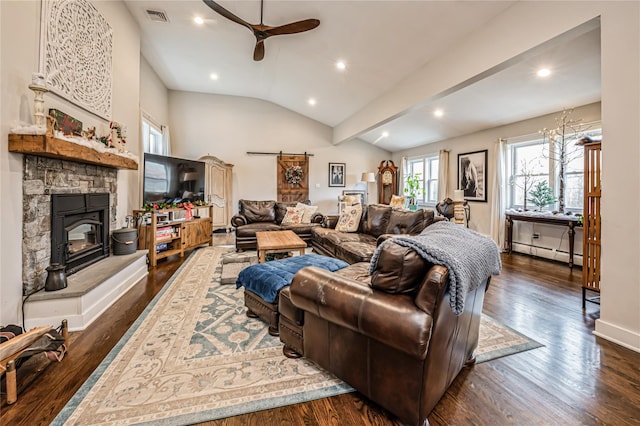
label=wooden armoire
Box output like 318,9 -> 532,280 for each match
581,139 -> 601,308
199,155 -> 233,231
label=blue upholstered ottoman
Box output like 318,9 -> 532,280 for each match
236,254 -> 348,336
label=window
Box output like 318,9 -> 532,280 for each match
142,117 -> 167,155
508,139 -> 550,209
403,155 -> 439,204
507,126 -> 601,212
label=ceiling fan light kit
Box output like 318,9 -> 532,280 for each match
203,0 -> 320,61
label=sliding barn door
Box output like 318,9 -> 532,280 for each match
277,155 -> 308,202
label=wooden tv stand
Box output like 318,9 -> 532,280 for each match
134,206 -> 213,267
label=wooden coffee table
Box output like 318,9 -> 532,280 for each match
256,230 -> 307,263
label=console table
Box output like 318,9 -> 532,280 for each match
505,213 -> 582,268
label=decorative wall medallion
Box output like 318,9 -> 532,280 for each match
42,0 -> 113,119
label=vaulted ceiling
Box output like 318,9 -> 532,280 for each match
125,1 -> 601,152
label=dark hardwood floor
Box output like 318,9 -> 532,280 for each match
2,234 -> 639,425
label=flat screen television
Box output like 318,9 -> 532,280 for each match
143,153 -> 206,205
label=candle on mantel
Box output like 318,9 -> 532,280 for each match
453,189 -> 464,202
31,72 -> 46,87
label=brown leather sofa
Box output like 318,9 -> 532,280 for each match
231,199 -> 324,251
281,240 -> 490,426
310,203 -> 439,264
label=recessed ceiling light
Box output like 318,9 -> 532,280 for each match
210,73 -> 218,80
373,131 -> 389,145
537,68 -> 551,78
434,109 -> 444,118
336,60 -> 346,71
308,98 -> 317,106
194,16 -> 204,25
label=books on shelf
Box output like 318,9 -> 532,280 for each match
156,226 -> 178,240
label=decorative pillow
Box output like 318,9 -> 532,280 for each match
281,207 -> 304,225
336,204 -> 363,232
344,194 -> 361,206
389,195 -> 406,210
275,200 -> 310,223
296,202 -> 319,224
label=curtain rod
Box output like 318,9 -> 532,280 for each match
246,151 -> 314,157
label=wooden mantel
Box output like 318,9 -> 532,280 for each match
8,134 -> 138,170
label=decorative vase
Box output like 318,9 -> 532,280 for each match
45,263 -> 67,291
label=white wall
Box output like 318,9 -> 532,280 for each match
0,0 -> 141,325
168,91 -> 390,215
597,4 -> 640,351
139,54 -> 170,207
140,55 -> 169,129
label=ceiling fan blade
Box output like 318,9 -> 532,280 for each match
265,19 -> 320,36
253,40 -> 265,61
202,0 -> 253,31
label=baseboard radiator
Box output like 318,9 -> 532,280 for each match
511,242 -> 583,267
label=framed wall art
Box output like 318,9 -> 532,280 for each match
458,149 -> 488,202
329,163 -> 345,187
42,0 -> 113,119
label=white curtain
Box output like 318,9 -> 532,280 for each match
162,125 -> 171,155
490,138 -> 508,250
399,156 -> 406,195
437,149 -> 449,201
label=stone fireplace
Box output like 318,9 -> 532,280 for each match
22,155 -> 117,295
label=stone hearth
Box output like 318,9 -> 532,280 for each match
24,250 -> 148,331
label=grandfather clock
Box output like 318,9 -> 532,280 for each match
377,160 -> 398,204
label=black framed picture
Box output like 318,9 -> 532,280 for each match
329,163 -> 345,187
458,149 -> 488,202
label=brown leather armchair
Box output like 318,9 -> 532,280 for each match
285,241 -> 489,426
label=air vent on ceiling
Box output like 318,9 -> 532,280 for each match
145,9 -> 169,23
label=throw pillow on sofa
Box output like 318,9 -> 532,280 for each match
336,204 -> 363,232
281,207 -> 304,225
275,200 -> 310,224
296,202 -> 319,224
344,194 -> 361,206
389,195 -> 406,210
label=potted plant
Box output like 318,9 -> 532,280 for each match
528,180 -> 557,211
404,174 -> 425,210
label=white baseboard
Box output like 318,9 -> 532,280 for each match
24,255 -> 148,331
594,319 -> 640,353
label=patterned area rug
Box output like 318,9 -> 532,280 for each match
476,314 -> 542,363
53,247 -> 541,425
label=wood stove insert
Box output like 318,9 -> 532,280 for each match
51,193 -> 110,275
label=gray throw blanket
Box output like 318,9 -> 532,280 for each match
369,221 -> 501,315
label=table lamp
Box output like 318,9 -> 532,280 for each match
361,172 -> 376,204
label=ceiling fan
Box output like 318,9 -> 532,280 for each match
203,0 -> 320,61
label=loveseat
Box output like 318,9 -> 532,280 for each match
310,203 -> 439,264
231,200 -> 324,251
281,222 -> 501,426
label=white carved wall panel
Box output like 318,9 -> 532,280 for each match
42,0 -> 113,119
